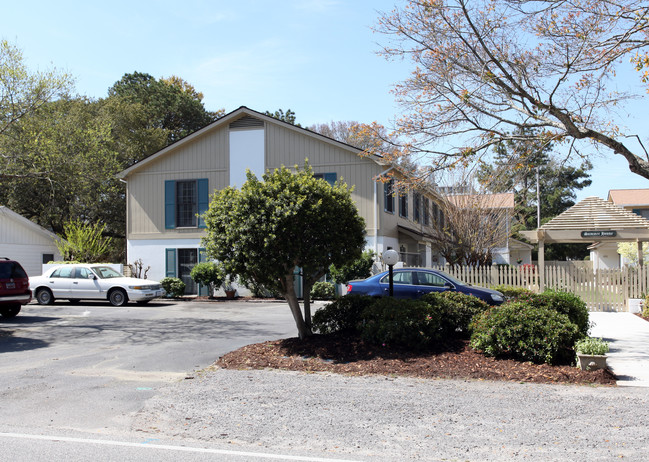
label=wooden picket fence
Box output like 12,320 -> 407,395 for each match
429,264 -> 649,312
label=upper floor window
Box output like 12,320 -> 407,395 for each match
384,179 -> 395,214
399,190 -> 408,218
177,180 -> 198,227
413,192 -> 421,223
422,197 -> 430,226
165,179 -> 209,229
314,172 -> 337,186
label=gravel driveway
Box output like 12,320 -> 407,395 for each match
134,368 -> 649,461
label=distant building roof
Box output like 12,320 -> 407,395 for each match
607,189 -> 649,207
445,193 -> 514,209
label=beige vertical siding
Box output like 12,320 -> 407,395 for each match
126,125 -> 229,238
265,123 -> 384,236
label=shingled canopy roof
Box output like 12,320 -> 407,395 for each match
521,196 -> 649,244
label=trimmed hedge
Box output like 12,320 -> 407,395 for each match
312,295 -> 374,334
526,290 -> 590,336
469,302 -> 581,365
491,287 -> 590,336
360,297 -> 441,350
422,292 -> 489,338
160,277 -> 185,297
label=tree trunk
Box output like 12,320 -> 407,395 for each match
283,274 -> 311,340
302,281 -> 313,331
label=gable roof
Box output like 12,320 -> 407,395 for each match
117,106 -> 385,179
0,206 -> 60,241
540,196 -> 649,230
607,189 -> 649,207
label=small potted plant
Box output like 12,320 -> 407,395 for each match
222,277 -> 236,299
575,337 -> 609,371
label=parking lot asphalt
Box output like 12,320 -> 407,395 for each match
0,299 -> 301,437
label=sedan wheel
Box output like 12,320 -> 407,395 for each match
108,289 -> 128,307
36,288 -> 54,305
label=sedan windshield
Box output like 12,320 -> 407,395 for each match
91,266 -> 123,279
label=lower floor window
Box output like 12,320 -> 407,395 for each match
165,247 -> 207,295
178,249 -> 198,295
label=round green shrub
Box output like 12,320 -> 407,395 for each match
360,298 -> 441,350
190,262 -> 224,296
527,290 -> 590,336
160,277 -> 186,298
469,302 -> 581,365
312,295 -> 375,334
421,291 -> 489,339
310,281 -> 336,300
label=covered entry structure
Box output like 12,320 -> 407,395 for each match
521,197 -> 649,310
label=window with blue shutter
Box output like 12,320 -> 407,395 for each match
165,181 -> 176,229
165,179 -> 209,229
197,179 -> 209,228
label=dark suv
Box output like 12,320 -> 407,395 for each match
0,257 -> 31,318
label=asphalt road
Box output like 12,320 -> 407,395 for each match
0,299 -> 319,461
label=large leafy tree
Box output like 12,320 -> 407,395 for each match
108,72 -> 221,144
1,98 -> 123,238
375,0 -> 649,180
1,64 -> 219,260
0,40 -> 73,178
202,165 -> 366,339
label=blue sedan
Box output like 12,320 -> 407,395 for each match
346,268 -> 505,305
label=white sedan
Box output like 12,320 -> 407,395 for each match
30,264 -> 166,306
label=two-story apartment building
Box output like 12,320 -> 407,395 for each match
117,106 -> 446,294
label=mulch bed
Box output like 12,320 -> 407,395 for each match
216,333 -> 617,386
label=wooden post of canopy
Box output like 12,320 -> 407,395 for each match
638,240 -> 644,268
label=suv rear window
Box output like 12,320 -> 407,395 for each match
0,261 -> 28,279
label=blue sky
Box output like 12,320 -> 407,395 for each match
2,0 -> 647,201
